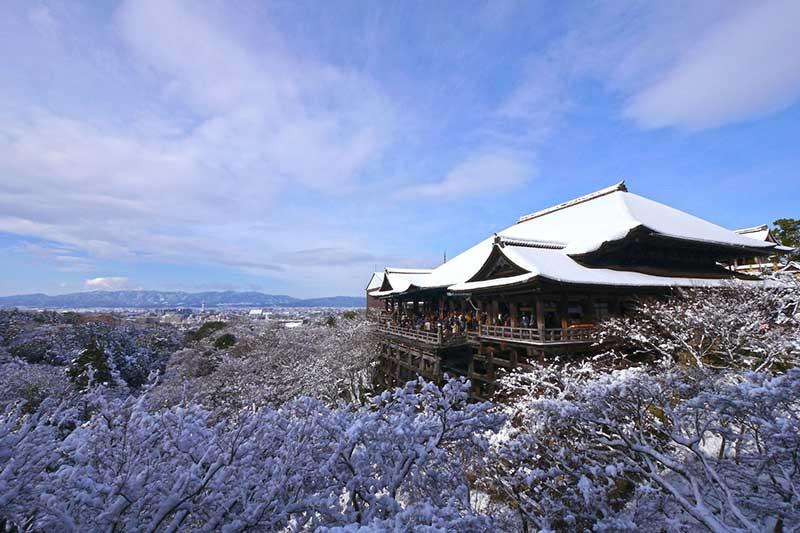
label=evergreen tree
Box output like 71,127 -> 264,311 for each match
67,338 -> 113,390
213,333 -> 236,349
773,218 -> 799,259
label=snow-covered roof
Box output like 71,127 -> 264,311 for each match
449,245 -> 754,292
370,182 -> 779,297
365,272 -> 384,292
735,224 -> 795,252
736,224 -> 772,242
506,181 -> 774,255
386,268 -> 434,274
373,268 -> 435,296
779,261 -> 800,273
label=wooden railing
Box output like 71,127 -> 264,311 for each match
479,324 -> 540,342
377,323 -> 468,347
478,324 -> 595,344
377,322 -> 594,346
367,310 -> 392,323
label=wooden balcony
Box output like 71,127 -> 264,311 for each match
377,323 -> 469,347
477,324 -> 595,345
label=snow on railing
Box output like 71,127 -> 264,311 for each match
377,323 -> 594,346
478,324 -> 594,344
377,323 -> 468,346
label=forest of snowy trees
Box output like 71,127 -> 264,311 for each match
0,277 -> 798,531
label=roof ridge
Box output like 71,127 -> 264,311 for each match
517,180 -> 628,224
494,233 -> 566,250
735,224 -> 769,234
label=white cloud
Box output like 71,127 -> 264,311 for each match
498,57 -> 569,126
28,5 -> 60,35
496,1 -> 800,132
114,0 -> 394,191
3,0 -> 799,296
625,0 -> 800,130
85,277 -> 130,290
402,149 -> 533,198
0,0 -> 402,294
19,242 -> 95,273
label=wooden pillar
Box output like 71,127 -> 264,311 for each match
609,295 -> 621,316
584,295 -> 595,322
490,300 -> 499,325
510,302 -> 519,327
535,298 -> 545,332
559,293 -> 569,330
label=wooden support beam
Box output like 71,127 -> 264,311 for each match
610,295 -> 621,316
535,298 -> 545,332
583,294 -> 597,322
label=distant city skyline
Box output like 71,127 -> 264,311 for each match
1,0 -> 799,297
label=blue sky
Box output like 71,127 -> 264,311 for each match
1,0 -> 799,297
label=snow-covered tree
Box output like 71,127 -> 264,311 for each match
152,317 -> 379,412
66,338 -> 114,390
483,279 -> 800,531
0,310 -> 182,388
0,378 -> 503,531
0,359 -> 73,413
488,363 -> 800,531
598,280 -> 799,371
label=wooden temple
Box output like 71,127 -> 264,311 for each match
725,224 -> 795,276
367,182 -> 789,399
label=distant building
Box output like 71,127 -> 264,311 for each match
365,272 -> 385,311
160,312 -> 183,325
367,182 -> 791,399
779,261 -> 800,278
725,224 -> 795,275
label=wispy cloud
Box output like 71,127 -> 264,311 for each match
19,241 -> 96,273
401,149 -> 533,198
0,0 -> 798,296
0,0 -> 400,291
624,0 -> 800,130
115,0 -> 394,191
85,276 -> 131,290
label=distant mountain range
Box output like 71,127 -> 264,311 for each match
0,290 -> 364,309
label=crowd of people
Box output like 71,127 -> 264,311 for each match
389,310 -> 539,334
395,312 -> 470,335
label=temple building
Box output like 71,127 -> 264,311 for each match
725,224 -> 795,275
365,272 -> 385,310
367,182 -> 791,399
